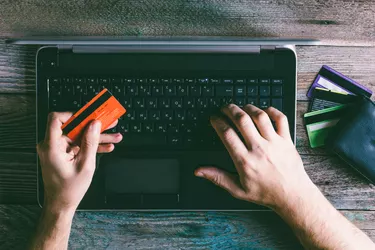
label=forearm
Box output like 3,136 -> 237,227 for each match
274,184 -> 375,249
29,206 -> 75,250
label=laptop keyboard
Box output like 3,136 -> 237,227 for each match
48,77 -> 283,149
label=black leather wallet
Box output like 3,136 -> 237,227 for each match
325,98 -> 375,184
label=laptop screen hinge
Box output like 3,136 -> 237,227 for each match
260,45 -> 276,51
57,44 -> 73,51
71,45 -> 261,54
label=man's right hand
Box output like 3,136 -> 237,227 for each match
195,104 -> 316,209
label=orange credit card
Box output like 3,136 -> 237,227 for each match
61,88 -> 126,141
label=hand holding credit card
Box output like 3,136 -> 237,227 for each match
61,88 -> 126,141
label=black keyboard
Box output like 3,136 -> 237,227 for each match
48,77 -> 283,149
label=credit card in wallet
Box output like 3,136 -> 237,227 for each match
304,105 -> 349,148
61,88 -> 126,141
309,87 -> 359,111
307,65 -> 372,99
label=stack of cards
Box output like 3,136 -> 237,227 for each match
304,65 -> 372,148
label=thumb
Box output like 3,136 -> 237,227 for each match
78,120 -> 102,165
195,167 -> 246,200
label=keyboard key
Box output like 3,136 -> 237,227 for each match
234,98 -> 246,107
134,98 -> 145,108
149,110 -> 161,121
175,110 -> 186,121
235,79 -> 246,84
126,110 -> 136,121
189,86 -> 201,96
260,98 -> 270,109
185,78 -> 195,84
247,86 -> 258,96
272,86 -> 283,97
161,78 -> 171,84
271,98 -> 283,111
187,110 -> 199,121
120,134 -> 167,146
197,98 -> 208,108
171,98 -> 183,108
173,78 -> 184,84
87,77 -> 97,84
118,122 -> 130,133
221,97 -> 234,106
210,78 -> 220,84
235,86 -> 246,96
260,79 -> 270,84
110,77 -> 122,84
216,86 -> 233,96
165,86 -> 177,96
155,123 -> 167,133
272,79 -> 283,84
260,86 -> 271,96
177,85 -> 188,96
198,78 -> 209,84
168,123 -> 180,133
144,123 -> 154,133
209,98 -> 221,108
168,135 -> 181,145
247,98 -> 258,106
163,110 -> 174,121
139,85 -> 151,96
127,85 -> 139,96
247,79 -> 258,84
152,86 -> 163,96
130,122 -> 142,133
185,98 -> 196,109
223,79 -> 233,84
136,78 -> 148,84
123,98 -> 133,109
123,78 -> 134,84
149,78 -> 159,84
138,111 -> 148,121
160,98 -> 171,108
202,86 -> 214,97
113,84 -> 124,97
146,98 -> 158,109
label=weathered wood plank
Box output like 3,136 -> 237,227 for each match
1,40 -> 375,100
0,205 -> 374,250
1,0 -> 375,45
1,152 -> 374,209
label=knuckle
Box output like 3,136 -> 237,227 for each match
234,112 -> 250,127
254,111 -> 268,122
48,112 -> 58,121
277,113 -> 288,123
222,126 -> 235,141
211,174 -> 222,186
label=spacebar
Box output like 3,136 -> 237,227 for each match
121,134 -> 167,146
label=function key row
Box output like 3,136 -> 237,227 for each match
51,77 -> 283,85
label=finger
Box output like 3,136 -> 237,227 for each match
242,105 -> 276,140
77,120 -> 102,168
221,104 -> 264,148
99,133 -> 123,144
264,107 -> 291,139
210,116 -> 248,175
97,143 -> 115,153
45,112 -> 73,142
105,120 -> 118,130
195,167 -> 246,200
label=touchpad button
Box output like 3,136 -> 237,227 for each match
104,158 -> 180,194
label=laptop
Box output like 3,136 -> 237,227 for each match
10,37 -> 319,210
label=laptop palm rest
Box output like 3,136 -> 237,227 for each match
104,158 -> 180,208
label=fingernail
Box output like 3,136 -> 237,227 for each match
91,120 -> 101,133
195,171 -> 204,177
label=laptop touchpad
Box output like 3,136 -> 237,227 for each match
104,158 -> 180,194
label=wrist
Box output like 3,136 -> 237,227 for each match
43,201 -> 76,220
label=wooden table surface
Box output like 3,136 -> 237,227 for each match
0,1 -> 375,249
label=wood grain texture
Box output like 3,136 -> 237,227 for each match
1,40 -> 375,99
1,205 -> 374,250
1,0 -> 375,45
1,152 -> 374,209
